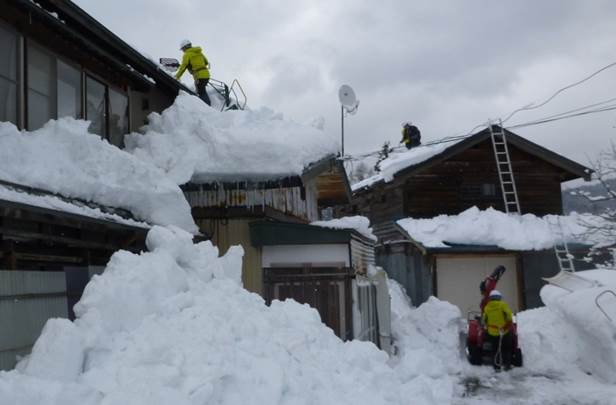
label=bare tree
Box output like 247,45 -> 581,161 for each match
570,143 -> 616,267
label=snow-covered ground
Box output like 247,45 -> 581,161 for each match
1,226 -> 614,404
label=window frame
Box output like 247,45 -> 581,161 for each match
0,20 -> 21,127
84,71 -> 130,146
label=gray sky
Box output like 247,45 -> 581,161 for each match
75,0 -> 616,167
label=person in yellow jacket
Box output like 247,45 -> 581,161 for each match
176,39 -> 211,106
482,289 -> 513,371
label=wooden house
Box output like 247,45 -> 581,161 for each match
343,126 -> 593,312
0,0 -> 200,369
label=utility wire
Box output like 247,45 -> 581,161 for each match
501,61 -> 616,124
506,104 -> 616,130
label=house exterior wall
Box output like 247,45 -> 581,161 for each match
434,254 -> 520,314
0,4 -> 177,145
0,270 -> 68,370
376,242 -> 432,306
262,244 -> 349,267
196,218 -> 263,294
520,247 -> 596,309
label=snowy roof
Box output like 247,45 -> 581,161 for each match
352,127 -> 591,192
396,206 -> 608,251
352,138 -> 464,191
0,182 -> 149,229
126,92 -> 340,185
0,119 -> 197,233
311,216 -> 377,241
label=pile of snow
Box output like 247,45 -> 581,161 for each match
0,226 -> 459,405
352,138 -> 464,191
538,269 -> 616,383
397,206 -> 609,250
311,215 -> 377,241
0,120 -> 197,233
125,92 -> 338,185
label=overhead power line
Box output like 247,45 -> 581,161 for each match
501,60 -> 616,124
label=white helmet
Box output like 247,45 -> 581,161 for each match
489,290 -> 502,299
179,39 -> 192,50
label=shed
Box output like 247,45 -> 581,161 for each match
250,220 -> 392,352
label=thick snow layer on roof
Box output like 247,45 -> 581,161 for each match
0,226 -> 456,405
397,206 -> 607,250
0,119 -> 197,233
352,138 -> 464,191
0,185 -> 149,229
538,269 -> 616,383
125,92 -> 339,185
311,216 -> 377,241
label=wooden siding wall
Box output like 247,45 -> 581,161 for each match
185,184 -> 318,222
348,139 -> 567,235
196,218 -> 263,295
401,140 -> 564,218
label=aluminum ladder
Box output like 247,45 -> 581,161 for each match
548,216 -> 576,272
489,122 -> 521,214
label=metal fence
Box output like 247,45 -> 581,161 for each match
0,271 -> 68,370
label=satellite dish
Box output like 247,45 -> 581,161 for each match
339,84 -> 359,114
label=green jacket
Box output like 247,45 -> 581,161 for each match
176,46 -> 210,80
482,299 -> 513,336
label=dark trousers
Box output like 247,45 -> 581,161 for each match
487,332 -> 512,369
195,78 -> 211,106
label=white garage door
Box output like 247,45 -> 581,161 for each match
436,255 -> 519,316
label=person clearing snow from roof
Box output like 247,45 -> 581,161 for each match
483,289 -> 514,372
176,39 -> 211,106
400,122 -> 421,150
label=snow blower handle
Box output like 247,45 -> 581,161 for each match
491,265 -> 506,282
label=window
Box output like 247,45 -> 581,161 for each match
0,24 -> 18,125
86,76 -> 106,136
57,60 -> 80,119
108,87 -> 128,147
27,43 -> 54,130
482,183 -> 497,197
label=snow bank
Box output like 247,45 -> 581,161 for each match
125,92 -> 338,185
352,139 -> 464,191
311,215 -> 377,241
539,269 -> 616,383
387,280 -> 462,401
0,119 -> 197,233
397,206 -> 607,250
1,226 -> 459,405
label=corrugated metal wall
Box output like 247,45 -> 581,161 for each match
350,234 -> 376,274
0,271 -> 68,370
376,242 -> 432,306
521,249 -> 596,309
197,219 -> 263,295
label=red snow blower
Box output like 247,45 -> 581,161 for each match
466,265 -> 523,367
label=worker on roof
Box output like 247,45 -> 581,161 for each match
400,122 -> 421,149
176,39 -> 211,106
482,289 -> 513,371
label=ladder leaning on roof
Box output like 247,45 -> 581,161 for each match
488,120 -> 576,273
489,121 -> 521,214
